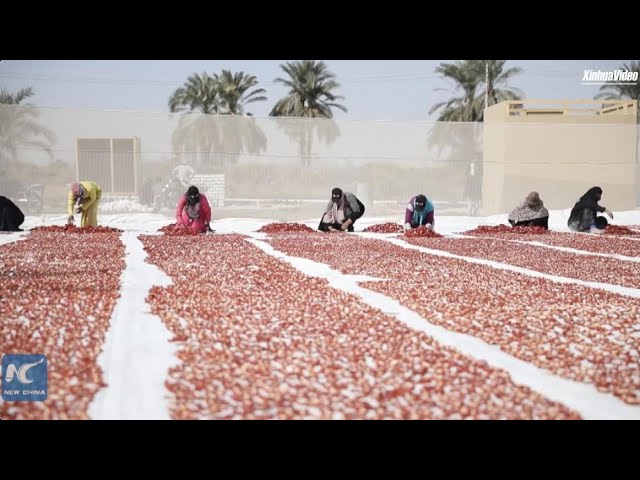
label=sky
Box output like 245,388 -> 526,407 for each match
0,60 -> 635,120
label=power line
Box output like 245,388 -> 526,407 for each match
0,69 -> 584,88
0,71 -> 444,87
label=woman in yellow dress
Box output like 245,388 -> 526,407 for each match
67,181 -> 102,227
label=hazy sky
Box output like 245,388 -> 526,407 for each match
0,60 -> 633,120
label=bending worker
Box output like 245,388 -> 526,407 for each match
404,194 -> 435,231
67,181 -> 102,228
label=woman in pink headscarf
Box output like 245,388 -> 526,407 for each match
175,186 -> 212,233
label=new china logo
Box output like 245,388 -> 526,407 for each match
2,354 -> 48,401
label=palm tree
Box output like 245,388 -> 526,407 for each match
169,71 -> 268,170
472,60 -> 523,117
270,60 -> 345,166
0,87 -> 56,171
427,60 -> 521,213
270,60 -> 347,118
430,60 -> 523,121
168,72 -> 221,114
595,60 -> 640,122
215,70 -> 267,115
0,86 -> 36,105
428,61 -> 479,121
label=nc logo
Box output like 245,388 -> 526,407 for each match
2,354 -> 48,402
5,358 -> 45,384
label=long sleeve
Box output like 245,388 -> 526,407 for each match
404,197 -> 415,225
345,193 -> 360,214
79,183 -> 98,211
588,198 -> 606,213
67,190 -> 76,216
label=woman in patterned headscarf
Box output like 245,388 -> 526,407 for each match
508,192 -> 549,229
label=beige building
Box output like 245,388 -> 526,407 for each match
482,99 -> 638,215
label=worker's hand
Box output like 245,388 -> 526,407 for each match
340,219 -> 353,231
75,206 -> 83,213
605,208 -> 614,219
404,223 -> 412,232
425,223 -> 433,231
67,215 -> 75,225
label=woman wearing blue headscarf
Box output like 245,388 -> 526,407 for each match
404,194 -> 435,232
